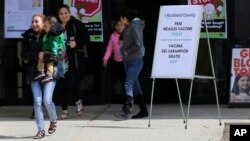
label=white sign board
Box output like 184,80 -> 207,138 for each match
4,0 -> 44,38
151,5 -> 203,79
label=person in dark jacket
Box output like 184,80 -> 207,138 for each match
34,16 -> 65,84
115,8 -> 148,120
22,14 -> 59,139
57,4 -> 90,120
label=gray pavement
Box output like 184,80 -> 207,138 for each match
0,104 -> 250,141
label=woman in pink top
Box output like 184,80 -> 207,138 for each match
103,20 -> 125,101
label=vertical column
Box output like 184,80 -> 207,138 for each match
17,41 -> 23,99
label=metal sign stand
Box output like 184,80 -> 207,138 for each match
184,12 -> 222,129
148,12 -> 222,129
148,79 -> 186,128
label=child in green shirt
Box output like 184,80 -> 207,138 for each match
34,16 -> 65,84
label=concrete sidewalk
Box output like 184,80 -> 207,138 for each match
0,104 -> 250,141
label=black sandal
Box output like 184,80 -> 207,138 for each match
33,130 -> 45,139
48,121 -> 57,134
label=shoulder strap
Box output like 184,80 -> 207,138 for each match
73,23 -> 76,37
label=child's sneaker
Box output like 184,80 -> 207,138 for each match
34,72 -> 45,80
41,76 -> 53,84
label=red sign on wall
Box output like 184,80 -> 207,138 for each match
73,0 -> 101,17
230,48 -> 250,105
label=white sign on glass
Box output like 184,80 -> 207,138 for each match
4,0 -> 43,38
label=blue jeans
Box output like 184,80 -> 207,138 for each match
124,58 -> 143,97
31,80 -> 57,131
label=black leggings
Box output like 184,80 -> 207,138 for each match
61,71 -> 83,110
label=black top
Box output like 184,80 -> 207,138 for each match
61,16 -> 90,72
21,28 -> 45,84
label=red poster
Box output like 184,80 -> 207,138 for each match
230,48 -> 250,105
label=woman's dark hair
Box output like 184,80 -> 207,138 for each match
113,18 -> 121,26
114,18 -> 121,25
120,8 -> 138,21
58,4 -> 70,14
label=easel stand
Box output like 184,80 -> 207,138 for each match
148,12 -> 222,129
148,78 -> 186,127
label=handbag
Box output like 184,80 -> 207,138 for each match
73,23 -> 89,74
74,46 -> 88,74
